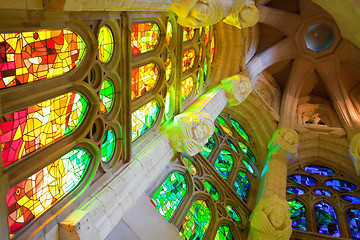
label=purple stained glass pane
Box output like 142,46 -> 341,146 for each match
287,187 -> 305,195
314,189 -> 332,197
315,201 -> 340,237
341,195 -> 360,204
346,209 -> 360,240
305,165 -> 334,176
288,175 -> 317,185
325,179 -> 355,191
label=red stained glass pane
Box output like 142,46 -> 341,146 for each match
182,48 -> 196,72
131,23 -> 160,55
131,63 -> 159,100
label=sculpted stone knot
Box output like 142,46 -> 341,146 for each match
166,111 -> 215,156
268,128 -> 299,161
349,133 -> 360,176
223,0 -> 259,29
221,74 -> 252,106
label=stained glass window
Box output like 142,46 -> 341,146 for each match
226,205 -> 241,225
205,26 -> 210,46
233,171 -> 250,202
0,92 -> 88,167
131,63 -> 159,100
98,25 -> 114,63
214,124 -> 221,136
151,172 -> 187,221
166,57 -> 172,81
203,58 -> 208,82
131,100 -> 159,141
204,181 -> 219,200
325,179 -> 355,191
0,29 -> 86,89
201,136 -> 215,158
346,208 -> 360,239
181,77 -> 194,101
238,142 -> 256,162
182,48 -> 195,72
341,195 -> 360,203
165,91 -> 171,116
315,201 -> 340,237
286,187 -> 305,195
288,199 -> 306,231
230,119 -> 249,141
131,22 -> 160,55
210,35 -> 215,63
183,27 -> 194,42
214,150 -> 233,180
99,79 -> 115,114
304,165 -> 334,176
288,175 -> 317,185
227,140 -> 238,153
314,189 -> 332,197
215,225 -> 234,240
166,21 -> 172,46
182,157 -> 197,175
216,116 -> 232,136
179,199 -> 211,240
7,148 -> 91,237
101,128 -> 116,163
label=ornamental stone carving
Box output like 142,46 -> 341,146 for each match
223,0 -> 259,29
268,128 -> 299,161
166,111 -> 215,156
350,133 -> 360,176
221,74 -> 252,106
249,195 -> 292,240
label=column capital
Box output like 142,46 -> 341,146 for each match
349,133 -> 360,176
249,195 -> 292,240
268,128 -> 299,161
166,111 -> 215,156
223,0 -> 260,29
221,74 -> 252,106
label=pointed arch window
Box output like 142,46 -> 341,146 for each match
288,199 -> 306,231
315,201 -> 340,237
214,149 -> 234,180
233,171 -> 250,202
346,208 -> 360,239
215,225 -> 234,240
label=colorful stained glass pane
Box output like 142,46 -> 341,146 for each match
242,160 -> 254,174
101,128 -> 115,163
289,199 -> 306,231
238,142 -> 256,162
315,201 -> 340,237
325,179 -> 355,191
204,181 -> 219,200
215,225 -> 234,240
181,77 -> 194,101
346,209 -> 360,239
230,119 -> 249,141
205,26 -> 210,46
233,171 -> 250,202
210,35 -> 215,63
131,22 -> 160,55
304,165 -> 334,176
314,189 -> 332,196
0,92 -> 88,167
7,148 -> 91,237
227,140 -> 238,153
166,21 -> 172,46
182,157 -> 197,175
203,58 -> 208,83
288,175 -> 317,185
226,205 -> 241,225
214,124 -> 222,136
166,57 -> 172,81
99,79 -> 115,114
183,27 -> 195,42
182,48 -> 196,72
214,150 -> 233,180
196,70 -> 203,94
201,136 -> 215,158
180,199 -> 211,240
216,116 -> 232,136
131,63 -> 159,100
131,100 -> 159,141
199,47 -> 203,63
98,25 -> 114,63
151,172 -> 187,221
0,29 -> 86,89
165,92 -> 171,116
341,195 -> 360,203
287,187 -> 305,195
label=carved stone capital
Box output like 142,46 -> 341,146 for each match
223,0 -> 259,29
221,74 -> 252,106
350,133 -> 360,176
268,128 -> 299,161
249,195 -> 292,240
166,111 -> 215,156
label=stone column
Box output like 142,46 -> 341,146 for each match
248,128 -> 299,240
349,133 -> 360,176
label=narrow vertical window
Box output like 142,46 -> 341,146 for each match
346,208 -> 360,239
214,150 -> 233,180
181,77 -> 194,101
131,100 -> 160,141
98,25 -> 114,63
233,171 -> 250,202
288,199 -> 306,231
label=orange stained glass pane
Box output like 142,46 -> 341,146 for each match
181,77 -> 194,102
0,29 -> 86,89
131,23 -> 160,55
166,57 -> 172,81
183,27 -> 195,42
166,21 -> 173,46
182,48 -> 196,72
210,35 -> 215,63
205,26 -> 210,46
131,63 -> 159,100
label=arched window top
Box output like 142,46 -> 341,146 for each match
131,100 -> 160,141
98,25 -> 114,63
151,172 -> 187,222
182,156 -> 197,176
346,208 -> 360,239
287,187 -> 305,195
101,128 -> 116,163
204,181 -> 219,200
0,29 -> 86,89
131,62 -> 159,100
230,119 -> 249,142
215,225 -> 234,240
226,205 -> 241,225
288,199 -> 306,231
0,92 -> 89,167
131,22 -> 160,55
288,174 -> 317,186
233,171 -> 250,203
315,201 -> 340,237
7,148 -> 91,237
325,179 -> 356,191
305,165 -> 334,176
214,149 -> 234,180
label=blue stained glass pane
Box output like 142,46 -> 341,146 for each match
341,195 -> 360,204
305,165 -> 334,176
314,189 -> 332,197
346,209 -> 360,240
288,175 -> 317,185
289,199 -> 307,231
315,201 -> 340,237
230,119 -> 249,141
233,171 -> 250,202
213,150 -> 233,180
287,187 -> 305,195
201,136 -> 216,159
325,179 -> 355,191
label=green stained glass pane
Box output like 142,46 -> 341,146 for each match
216,116 -> 233,137
204,181 -> 219,200
233,171 -> 250,202
226,205 -> 241,225
132,100 -> 160,141
215,225 -> 234,240
201,136 -> 215,158
151,172 -> 187,221
98,25 -> 114,63
166,57 -> 172,81
183,27 -> 195,42
238,142 -> 256,162
182,157 -> 197,175
101,128 -> 116,163
289,199 -> 306,231
227,140 -> 238,153
181,77 -> 194,102
131,23 -> 160,55
166,21 -> 172,46
180,199 -> 212,240
231,119 -> 249,141
214,125 -> 221,135
242,160 -> 254,174
203,58 -> 208,83
99,79 -> 115,114
214,150 -> 233,180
